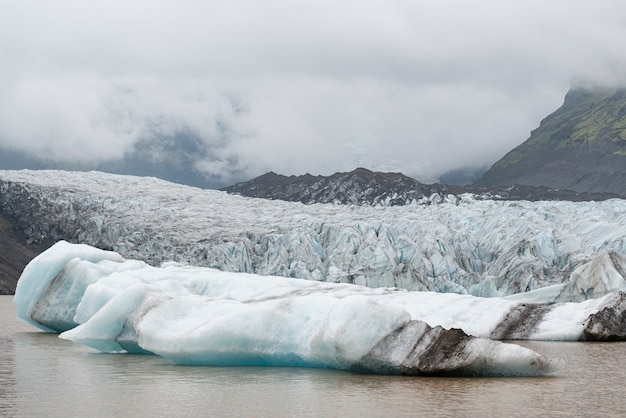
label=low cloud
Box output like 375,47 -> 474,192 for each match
1,0 -> 626,185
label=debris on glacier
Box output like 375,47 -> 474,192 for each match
15,241 -> 566,376
2,170 -> 626,299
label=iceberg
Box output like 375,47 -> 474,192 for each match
2,170 -> 626,299
13,242 -> 572,376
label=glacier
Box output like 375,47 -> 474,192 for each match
2,170 -> 626,298
15,241 -> 568,376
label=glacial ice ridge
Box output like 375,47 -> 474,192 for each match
2,170 -> 626,298
15,242 -> 571,376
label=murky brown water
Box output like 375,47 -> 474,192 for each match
2,295 -> 625,417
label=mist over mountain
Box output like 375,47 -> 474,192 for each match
438,166 -> 489,186
99,130 -> 247,189
0,131 -> 246,189
0,148 -> 47,171
2,86 -> 626,197
478,87 -> 626,195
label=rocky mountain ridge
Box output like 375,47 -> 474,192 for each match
221,167 -> 622,205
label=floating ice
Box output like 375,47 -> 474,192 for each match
12,242 -> 583,376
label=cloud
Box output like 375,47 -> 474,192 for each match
1,0 -> 626,184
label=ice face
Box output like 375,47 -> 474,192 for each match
16,241 -> 626,345
2,170 -> 626,299
13,241 -> 124,332
30,241 -> 626,376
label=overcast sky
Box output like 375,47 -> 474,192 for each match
2,0 -> 626,183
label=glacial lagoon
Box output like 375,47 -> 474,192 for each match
2,296 -> 626,417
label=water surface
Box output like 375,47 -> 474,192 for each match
1,296 -> 624,417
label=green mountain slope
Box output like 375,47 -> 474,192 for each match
477,87 -> 626,196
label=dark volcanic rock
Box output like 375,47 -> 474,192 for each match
222,168 -> 442,206
222,168 -> 622,206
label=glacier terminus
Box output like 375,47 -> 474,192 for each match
1,170 -> 626,298
3,170 -> 626,376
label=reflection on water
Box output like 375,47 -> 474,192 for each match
2,295 -> 626,417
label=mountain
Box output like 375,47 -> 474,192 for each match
221,168 -> 444,205
477,87 -> 626,195
221,167 -> 622,205
2,170 -> 626,298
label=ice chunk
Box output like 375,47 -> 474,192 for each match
505,251 -> 626,304
18,242 -> 626,346
14,242 -> 568,376
13,241 -> 124,332
355,321 -> 561,376
581,291 -> 626,341
61,283 -> 153,353
564,252 -> 626,301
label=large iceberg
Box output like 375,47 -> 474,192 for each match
25,240 -> 626,376
2,170 -> 626,298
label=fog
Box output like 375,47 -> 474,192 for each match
2,1 -> 626,186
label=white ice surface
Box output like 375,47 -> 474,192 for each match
2,170 -> 626,299
13,241 -> 124,332
12,242 -> 566,375
10,242 -> 612,377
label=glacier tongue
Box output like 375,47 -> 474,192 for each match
2,170 -> 626,298
16,242 -> 564,376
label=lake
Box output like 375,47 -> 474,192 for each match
1,295 -> 625,417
